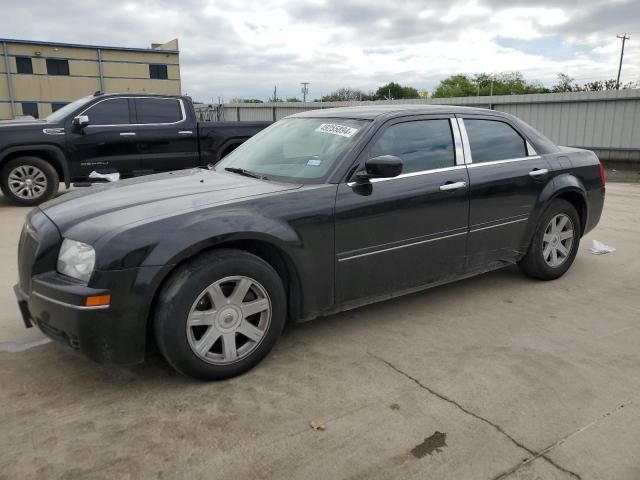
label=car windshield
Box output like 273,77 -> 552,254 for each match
45,96 -> 94,123
216,118 -> 369,183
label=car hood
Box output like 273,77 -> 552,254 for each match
40,168 -> 301,239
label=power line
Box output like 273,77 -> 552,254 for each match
616,33 -> 631,89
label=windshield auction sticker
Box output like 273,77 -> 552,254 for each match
315,123 -> 359,138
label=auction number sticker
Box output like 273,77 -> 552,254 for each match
315,123 -> 359,138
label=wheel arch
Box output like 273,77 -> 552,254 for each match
144,236 -> 303,356
0,145 -> 70,187
540,173 -> 589,236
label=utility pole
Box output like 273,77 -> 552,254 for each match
300,82 -> 310,102
616,34 -> 630,89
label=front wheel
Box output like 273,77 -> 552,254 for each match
154,249 -> 287,380
0,156 -> 59,206
518,199 -> 581,280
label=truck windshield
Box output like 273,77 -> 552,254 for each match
216,118 -> 369,183
45,96 -> 94,123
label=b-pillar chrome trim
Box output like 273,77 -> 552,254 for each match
449,118 -> 466,166
455,118 -> 473,164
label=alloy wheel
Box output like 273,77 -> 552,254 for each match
8,165 -> 48,199
186,276 -> 272,365
542,213 -> 575,267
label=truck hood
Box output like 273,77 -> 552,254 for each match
40,168 -> 300,239
0,119 -> 52,131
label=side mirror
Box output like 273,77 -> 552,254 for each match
356,155 -> 403,181
72,115 -> 90,128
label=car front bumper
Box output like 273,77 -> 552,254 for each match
14,266 -> 170,365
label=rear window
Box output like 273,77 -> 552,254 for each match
136,98 -> 183,124
464,119 -> 527,163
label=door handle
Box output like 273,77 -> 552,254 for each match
178,130 -> 193,135
529,168 -> 548,177
119,132 -> 136,136
439,181 -> 467,191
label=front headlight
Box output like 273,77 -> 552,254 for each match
57,239 -> 95,283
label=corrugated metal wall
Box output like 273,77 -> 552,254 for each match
195,90 -> 640,161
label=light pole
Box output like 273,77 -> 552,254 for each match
300,82 -> 310,102
616,34 -> 630,89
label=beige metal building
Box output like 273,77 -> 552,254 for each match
0,38 -> 181,120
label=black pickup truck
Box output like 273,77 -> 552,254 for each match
0,93 -> 269,205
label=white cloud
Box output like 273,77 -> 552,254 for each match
0,0 -> 638,100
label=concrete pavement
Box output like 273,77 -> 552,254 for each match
0,183 -> 638,480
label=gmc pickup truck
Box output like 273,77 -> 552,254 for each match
0,93 -> 270,205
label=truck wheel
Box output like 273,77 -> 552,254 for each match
518,199 -> 581,280
154,249 -> 287,380
0,156 -> 59,206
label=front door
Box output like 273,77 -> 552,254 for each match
460,116 -> 552,270
334,117 -> 470,304
66,97 -> 138,178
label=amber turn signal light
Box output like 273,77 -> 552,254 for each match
85,294 -> 111,307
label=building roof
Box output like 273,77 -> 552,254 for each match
290,104 -> 502,120
0,38 -> 179,54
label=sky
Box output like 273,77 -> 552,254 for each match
1,0 -> 639,102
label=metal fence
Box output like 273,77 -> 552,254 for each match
194,89 -> 640,162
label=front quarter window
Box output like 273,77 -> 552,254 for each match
216,118 -> 369,183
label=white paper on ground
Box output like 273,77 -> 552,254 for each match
590,240 -> 616,255
89,171 -> 120,182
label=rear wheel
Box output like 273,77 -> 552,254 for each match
154,249 -> 286,380
0,156 -> 59,206
518,199 -> 581,280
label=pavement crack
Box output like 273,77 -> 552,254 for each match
368,352 -> 582,480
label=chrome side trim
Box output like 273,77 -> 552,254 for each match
119,132 -> 136,136
338,231 -> 467,262
469,217 -> 528,233
466,156 -> 542,168
42,128 -> 65,135
81,96 -> 187,128
450,118 -> 465,166
456,118 -> 472,164
31,290 -> 110,310
347,165 -> 467,187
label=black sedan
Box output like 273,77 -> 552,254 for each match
15,105 -> 605,380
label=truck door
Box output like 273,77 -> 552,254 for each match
132,97 -> 199,173
66,97 -> 139,177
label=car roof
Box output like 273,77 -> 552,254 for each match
289,104 -> 503,120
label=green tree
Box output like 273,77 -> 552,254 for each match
229,98 -> 263,103
285,97 -> 302,102
552,73 -> 576,93
320,87 -> 370,102
433,72 -> 550,98
375,82 -> 420,100
432,75 -> 477,97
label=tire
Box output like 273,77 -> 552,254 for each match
154,249 -> 287,380
0,156 -> 59,206
518,199 -> 581,280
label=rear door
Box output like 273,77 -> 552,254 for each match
460,116 -> 551,270
132,97 -> 199,173
334,116 -> 469,304
66,97 -> 138,177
